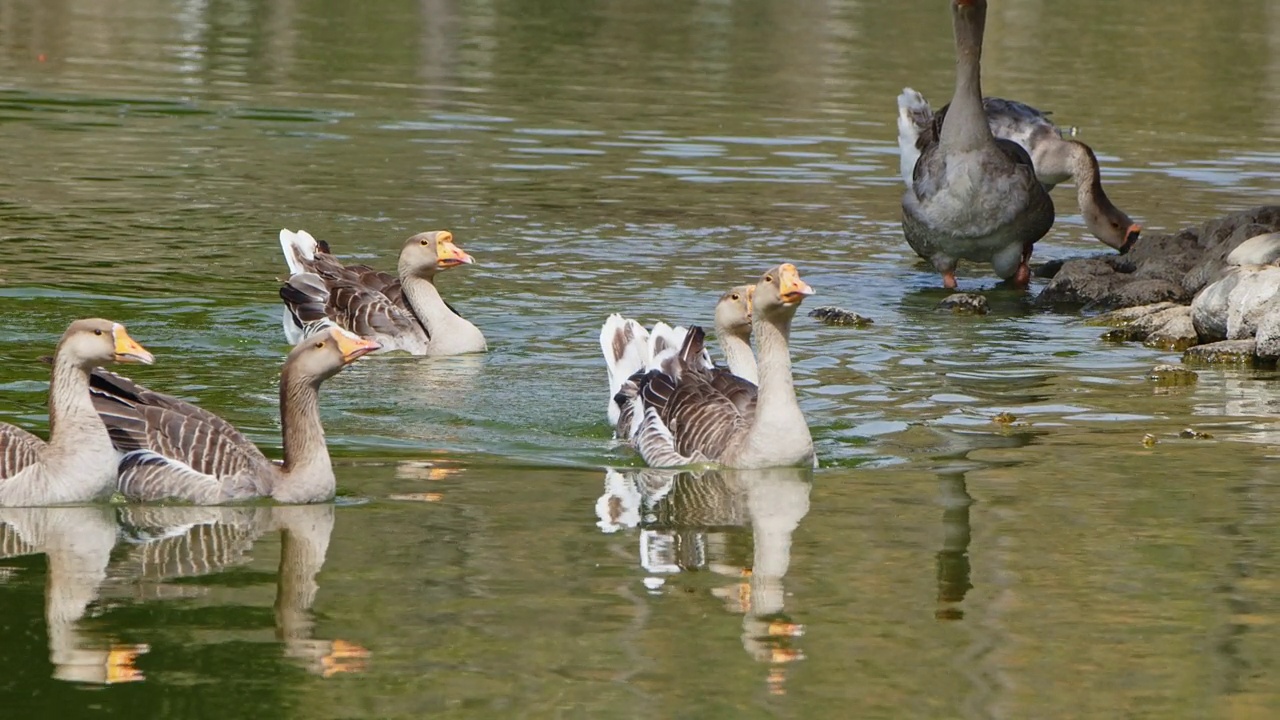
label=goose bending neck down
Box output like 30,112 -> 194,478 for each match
897,90 -> 1140,253
278,228 -> 486,356
90,326 -> 380,504
616,264 -> 815,470
900,0 -> 1055,289
0,320 -> 153,507
601,284 -> 757,438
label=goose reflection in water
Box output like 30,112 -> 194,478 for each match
596,466 -> 811,694
0,506 -> 148,684
108,504 -> 369,678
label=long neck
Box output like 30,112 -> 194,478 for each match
47,357 -> 106,455
401,272 -> 485,353
274,373 -> 333,502
940,5 -> 992,152
738,314 -> 811,465
1066,142 -> 1121,220
718,329 -> 758,384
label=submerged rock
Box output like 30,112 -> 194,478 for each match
808,306 -> 874,327
1182,339 -> 1260,366
1037,206 -> 1280,310
1147,364 -> 1199,386
937,293 -> 989,315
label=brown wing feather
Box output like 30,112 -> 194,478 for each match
90,370 -> 272,499
0,424 -> 43,480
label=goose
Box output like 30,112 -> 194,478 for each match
278,228 -> 486,355
89,325 -> 380,504
0,319 -> 154,507
897,89 -> 1140,253
601,284 -> 757,439
614,264 -> 815,469
901,0 -> 1055,290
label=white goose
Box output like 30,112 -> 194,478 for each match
89,326 -> 380,504
897,89 -> 1140,252
0,319 -> 153,507
900,0 -> 1055,289
278,228 -> 486,355
612,264 -> 815,469
601,284 -> 757,440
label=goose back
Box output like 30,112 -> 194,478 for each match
90,370 -> 274,502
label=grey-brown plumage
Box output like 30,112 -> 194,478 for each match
900,0 -> 1055,289
0,319 -> 153,507
898,91 -> 1140,253
90,326 -> 379,504
278,228 -> 485,355
622,264 -> 816,469
604,285 -> 758,442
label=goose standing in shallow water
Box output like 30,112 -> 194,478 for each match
90,326 -> 380,504
901,0 -> 1055,290
897,89 -> 1141,253
613,264 -> 815,469
601,284 -> 757,440
278,228 -> 486,355
0,319 -> 153,507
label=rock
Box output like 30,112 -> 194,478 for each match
1254,305 -> 1280,359
808,306 -> 873,327
1092,303 -> 1197,350
1037,206 -> 1280,310
1182,339 -> 1259,365
1179,428 -> 1214,439
1147,364 -> 1199,386
937,293 -> 989,315
1087,302 -> 1182,328
1225,267 -> 1280,339
1226,232 -> 1280,266
1191,271 -> 1239,341
1145,312 -> 1198,351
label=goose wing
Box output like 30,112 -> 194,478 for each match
630,327 -> 751,467
89,369 -> 272,502
0,424 -> 43,480
281,272 -> 425,348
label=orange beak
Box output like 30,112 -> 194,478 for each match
112,324 -> 155,365
434,231 -> 475,268
1120,223 -> 1142,254
777,264 -> 815,305
330,328 -> 381,362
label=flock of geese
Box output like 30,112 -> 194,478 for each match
0,0 -> 1140,507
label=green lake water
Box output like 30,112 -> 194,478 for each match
1,0 -> 1279,716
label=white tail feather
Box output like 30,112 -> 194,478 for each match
278,228 -> 319,276
600,314 -> 650,427
897,87 -> 931,187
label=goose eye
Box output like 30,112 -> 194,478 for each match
765,275 -> 774,283
420,239 -> 430,246
94,329 -> 103,336
730,294 -> 739,301
314,341 -> 325,349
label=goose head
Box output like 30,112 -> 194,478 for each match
399,231 -> 475,278
715,285 -> 754,337
754,264 -> 814,321
1084,204 -> 1141,254
288,327 -> 381,384
58,319 -> 154,369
